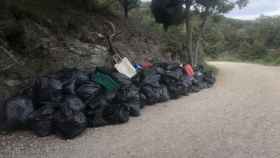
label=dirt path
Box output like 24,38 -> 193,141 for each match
1,62 -> 280,158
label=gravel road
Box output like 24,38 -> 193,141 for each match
1,62 -> 280,158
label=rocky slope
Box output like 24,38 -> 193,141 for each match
0,5 -> 166,102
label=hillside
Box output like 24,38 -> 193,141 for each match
0,1 -> 168,103
204,16 -> 280,63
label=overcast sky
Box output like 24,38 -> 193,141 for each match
141,0 -> 280,20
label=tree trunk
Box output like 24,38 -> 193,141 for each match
122,0 -> 129,18
185,0 -> 193,65
124,5 -> 128,18
194,9 -> 209,66
194,40 -> 199,66
163,24 -> 169,32
118,0 -> 129,18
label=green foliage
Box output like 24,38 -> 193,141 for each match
130,2 -> 163,32
3,0 -> 117,14
90,0 -> 118,12
195,0 -> 235,14
118,0 -> 141,17
127,0 -> 141,10
150,0 -> 247,30
151,0 -> 184,30
131,2 -> 186,61
205,16 -> 280,64
160,26 -> 185,55
149,0 -> 248,65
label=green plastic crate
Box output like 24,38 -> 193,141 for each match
94,71 -> 120,92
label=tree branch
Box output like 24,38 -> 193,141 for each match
0,46 -> 23,66
0,63 -> 16,72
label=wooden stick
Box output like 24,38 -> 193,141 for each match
0,46 -> 23,65
0,63 -> 15,72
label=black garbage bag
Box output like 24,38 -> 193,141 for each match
162,64 -> 197,96
181,75 -> 192,94
55,68 -> 89,85
62,79 -> 76,95
132,67 -> 162,85
32,77 -> 63,107
85,92 -> 116,127
154,62 -> 169,70
103,104 -> 130,125
141,85 -> 155,105
139,93 -> 147,109
116,85 -> 141,117
85,105 -> 108,128
4,96 -> 34,130
194,71 -> 204,82
141,84 -> 170,105
182,75 -> 193,88
193,71 -> 208,89
203,71 -> 216,88
0,96 -> 6,130
194,65 -> 213,89
28,105 -> 55,137
161,75 -> 188,99
153,66 -> 166,75
190,79 -> 201,93
71,70 -> 90,86
56,69 -> 90,95
165,67 -> 185,80
168,83 -> 188,98
111,72 -> 132,86
142,73 -> 161,87
54,110 -> 87,139
76,82 -> 103,102
160,85 -> 171,102
161,67 -> 189,99
131,71 -> 143,87
166,63 -> 181,71
61,96 -> 86,113
195,65 -> 205,72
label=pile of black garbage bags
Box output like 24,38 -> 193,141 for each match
1,63 -> 215,139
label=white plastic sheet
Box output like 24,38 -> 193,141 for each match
114,57 -> 137,78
